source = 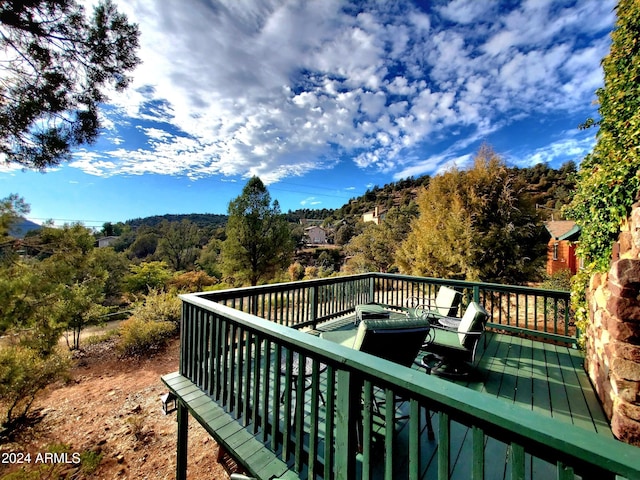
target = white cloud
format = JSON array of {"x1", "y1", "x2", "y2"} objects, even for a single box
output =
[{"x1": 70, "y1": 0, "x2": 616, "y2": 183}]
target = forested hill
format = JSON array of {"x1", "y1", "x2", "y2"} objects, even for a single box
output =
[
  {"x1": 318, "y1": 160, "x2": 577, "y2": 225},
  {"x1": 122, "y1": 161, "x2": 577, "y2": 230},
  {"x1": 125, "y1": 213, "x2": 228, "y2": 229}
]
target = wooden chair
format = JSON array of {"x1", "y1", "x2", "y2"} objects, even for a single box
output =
[{"x1": 421, "y1": 301, "x2": 489, "y2": 377}]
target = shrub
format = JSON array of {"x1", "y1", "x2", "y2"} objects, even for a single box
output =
[
  {"x1": 79, "y1": 449, "x2": 103, "y2": 475},
  {"x1": 540, "y1": 269, "x2": 573, "y2": 291},
  {"x1": 118, "y1": 317, "x2": 176, "y2": 357},
  {"x1": 0, "y1": 347, "x2": 70, "y2": 426},
  {"x1": 131, "y1": 288, "x2": 181, "y2": 325},
  {"x1": 168, "y1": 270, "x2": 218, "y2": 292},
  {"x1": 288, "y1": 262, "x2": 304, "y2": 281}
]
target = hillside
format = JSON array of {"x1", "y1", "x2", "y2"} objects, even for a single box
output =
[
  {"x1": 112, "y1": 162, "x2": 575, "y2": 232},
  {"x1": 0, "y1": 337, "x2": 225, "y2": 479}
]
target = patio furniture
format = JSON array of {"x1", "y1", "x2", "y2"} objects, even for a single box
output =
[
  {"x1": 320, "y1": 314, "x2": 431, "y2": 366},
  {"x1": 354, "y1": 303, "x2": 391, "y2": 324},
  {"x1": 406, "y1": 285, "x2": 462, "y2": 322},
  {"x1": 422, "y1": 301, "x2": 489, "y2": 377},
  {"x1": 280, "y1": 351, "x2": 326, "y2": 406},
  {"x1": 320, "y1": 315, "x2": 435, "y2": 440}
]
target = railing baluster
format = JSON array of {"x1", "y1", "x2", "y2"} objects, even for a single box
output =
[
  {"x1": 362, "y1": 380, "x2": 374, "y2": 480},
  {"x1": 510, "y1": 443, "x2": 525, "y2": 480},
  {"x1": 307, "y1": 360, "x2": 321, "y2": 480},
  {"x1": 408, "y1": 399, "x2": 420, "y2": 480},
  {"x1": 324, "y1": 365, "x2": 335, "y2": 479},
  {"x1": 384, "y1": 388, "x2": 394, "y2": 480},
  {"x1": 472, "y1": 426, "x2": 484, "y2": 480},
  {"x1": 271, "y1": 342, "x2": 282, "y2": 452},
  {"x1": 438, "y1": 412, "x2": 450, "y2": 480}
]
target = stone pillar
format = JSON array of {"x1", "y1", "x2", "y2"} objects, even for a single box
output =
[{"x1": 586, "y1": 203, "x2": 640, "y2": 445}]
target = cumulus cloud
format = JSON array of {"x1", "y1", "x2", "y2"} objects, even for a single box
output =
[{"x1": 73, "y1": 0, "x2": 615, "y2": 182}]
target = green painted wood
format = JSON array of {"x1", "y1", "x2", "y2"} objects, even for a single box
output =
[
  {"x1": 553, "y1": 345, "x2": 596, "y2": 432},
  {"x1": 543, "y1": 342, "x2": 572, "y2": 424},
  {"x1": 384, "y1": 388, "x2": 394, "y2": 480},
  {"x1": 362, "y1": 380, "x2": 374, "y2": 480},
  {"x1": 271, "y1": 342, "x2": 282, "y2": 453},
  {"x1": 172, "y1": 278, "x2": 640, "y2": 480},
  {"x1": 567, "y1": 348, "x2": 612, "y2": 436},
  {"x1": 514, "y1": 339, "x2": 535, "y2": 410},
  {"x1": 510, "y1": 443, "x2": 525, "y2": 480},
  {"x1": 307, "y1": 361, "x2": 321, "y2": 480},
  {"x1": 162, "y1": 373, "x2": 293, "y2": 480},
  {"x1": 176, "y1": 400, "x2": 188, "y2": 480},
  {"x1": 294, "y1": 353, "x2": 305, "y2": 473},
  {"x1": 531, "y1": 336, "x2": 552, "y2": 417},
  {"x1": 334, "y1": 369, "x2": 356, "y2": 480},
  {"x1": 472, "y1": 426, "x2": 484, "y2": 480},
  {"x1": 497, "y1": 335, "x2": 522, "y2": 402},
  {"x1": 323, "y1": 365, "x2": 336, "y2": 479},
  {"x1": 447, "y1": 420, "x2": 473, "y2": 480},
  {"x1": 438, "y1": 412, "x2": 450, "y2": 480},
  {"x1": 409, "y1": 399, "x2": 420, "y2": 480},
  {"x1": 281, "y1": 348, "x2": 293, "y2": 460}
]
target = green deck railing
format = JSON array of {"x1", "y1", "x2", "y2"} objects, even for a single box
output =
[
  {"x1": 176, "y1": 273, "x2": 640, "y2": 479},
  {"x1": 200, "y1": 273, "x2": 574, "y2": 343}
]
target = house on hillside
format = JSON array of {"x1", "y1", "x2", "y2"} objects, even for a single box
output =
[
  {"x1": 305, "y1": 225, "x2": 327, "y2": 245},
  {"x1": 544, "y1": 220, "x2": 581, "y2": 275},
  {"x1": 97, "y1": 235, "x2": 119, "y2": 248},
  {"x1": 363, "y1": 206, "x2": 387, "y2": 225}
]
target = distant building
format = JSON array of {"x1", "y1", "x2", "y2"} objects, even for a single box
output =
[
  {"x1": 544, "y1": 221, "x2": 581, "y2": 275},
  {"x1": 305, "y1": 226, "x2": 327, "y2": 245},
  {"x1": 98, "y1": 236, "x2": 119, "y2": 248},
  {"x1": 363, "y1": 206, "x2": 387, "y2": 225}
]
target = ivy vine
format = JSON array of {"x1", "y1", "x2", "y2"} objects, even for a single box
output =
[{"x1": 565, "y1": 0, "x2": 640, "y2": 342}]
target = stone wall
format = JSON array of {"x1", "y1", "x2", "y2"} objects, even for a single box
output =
[{"x1": 585, "y1": 202, "x2": 640, "y2": 445}]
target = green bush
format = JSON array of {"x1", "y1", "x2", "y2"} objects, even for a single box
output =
[
  {"x1": 79, "y1": 449, "x2": 103, "y2": 475},
  {"x1": 540, "y1": 269, "x2": 573, "y2": 291},
  {"x1": 0, "y1": 347, "x2": 70, "y2": 426},
  {"x1": 117, "y1": 317, "x2": 176, "y2": 357},
  {"x1": 131, "y1": 288, "x2": 181, "y2": 324}
]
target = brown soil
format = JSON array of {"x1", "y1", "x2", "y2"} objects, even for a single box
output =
[{"x1": 0, "y1": 338, "x2": 229, "y2": 479}]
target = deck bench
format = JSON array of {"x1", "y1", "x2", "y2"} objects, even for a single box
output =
[{"x1": 162, "y1": 372, "x2": 299, "y2": 480}]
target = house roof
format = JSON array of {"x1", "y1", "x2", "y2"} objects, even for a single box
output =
[{"x1": 544, "y1": 220, "x2": 581, "y2": 241}]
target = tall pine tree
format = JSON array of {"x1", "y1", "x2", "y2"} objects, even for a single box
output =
[{"x1": 221, "y1": 177, "x2": 294, "y2": 286}]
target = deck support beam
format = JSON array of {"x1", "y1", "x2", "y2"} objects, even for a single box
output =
[{"x1": 176, "y1": 400, "x2": 188, "y2": 480}]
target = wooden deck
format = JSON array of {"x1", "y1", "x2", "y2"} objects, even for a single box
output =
[
  {"x1": 306, "y1": 315, "x2": 612, "y2": 479},
  {"x1": 164, "y1": 312, "x2": 614, "y2": 480}
]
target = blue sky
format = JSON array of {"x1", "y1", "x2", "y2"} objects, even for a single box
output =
[{"x1": 0, "y1": 0, "x2": 617, "y2": 227}]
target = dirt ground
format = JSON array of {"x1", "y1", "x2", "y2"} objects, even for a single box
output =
[{"x1": 0, "y1": 337, "x2": 230, "y2": 479}]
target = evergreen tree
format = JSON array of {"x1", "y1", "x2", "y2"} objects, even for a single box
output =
[
  {"x1": 0, "y1": 0, "x2": 140, "y2": 169},
  {"x1": 221, "y1": 177, "x2": 294, "y2": 286}
]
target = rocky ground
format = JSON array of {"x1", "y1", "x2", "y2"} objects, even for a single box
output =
[{"x1": 0, "y1": 337, "x2": 230, "y2": 479}]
